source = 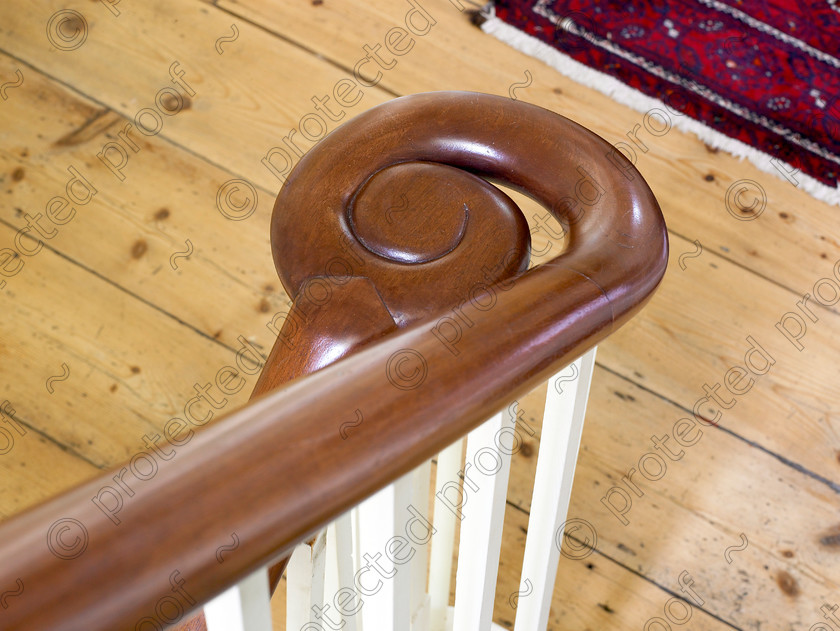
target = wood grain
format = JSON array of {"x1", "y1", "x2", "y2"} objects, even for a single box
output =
[{"x1": 0, "y1": 1, "x2": 837, "y2": 629}]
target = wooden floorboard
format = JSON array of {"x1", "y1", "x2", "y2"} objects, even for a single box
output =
[{"x1": 0, "y1": 1, "x2": 838, "y2": 630}]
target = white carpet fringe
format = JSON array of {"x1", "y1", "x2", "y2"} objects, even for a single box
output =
[{"x1": 481, "y1": 16, "x2": 840, "y2": 207}]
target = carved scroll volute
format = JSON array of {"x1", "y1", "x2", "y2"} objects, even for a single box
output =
[
  {"x1": 253, "y1": 158, "x2": 532, "y2": 393},
  {"x1": 256, "y1": 91, "x2": 667, "y2": 396}
]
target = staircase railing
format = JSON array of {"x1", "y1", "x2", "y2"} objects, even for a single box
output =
[{"x1": 0, "y1": 91, "x2": 668, "y2": 631}]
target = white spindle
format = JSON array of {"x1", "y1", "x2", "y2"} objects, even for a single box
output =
[
  {"x1": 514, "y1": 348, "x2": 597, "y2": 631},
  {"x1": 452, "y1": 407, "x2": 515, "y2": 630},
  {"x1": 203, "y1": 567, "x2": 273, "y2": 631},
  {"x1": 286, "y1": 531, "x2": 328, "y2": 629},
  {"x1": 333, "y1": 512, "x2": 359, "y2": 631},
  {"x1": 357, "y1": 472, "x2": 413, "y2": 631},
  {"x1": 409, "y1": 460, "x2": 432, "y2": 628},
  {"x1": 311, "y1": 532, "x2": 327, "y2": 616},
  {"x1": 428, "y1": 438, "x2": 464, "y2": 631},
  {"x1": 324, "y1": 521, "x2": 340, "y2": 624}
]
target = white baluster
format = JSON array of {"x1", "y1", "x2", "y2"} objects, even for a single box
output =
[
  {"x1": 357, "y1": 472, "x2": 412, "y2": 631},
  {"x1": 409, "y1": 460, "x2": 432, "y2": 629},
  {"x1": 325, "y1": 521, "x2": 340, "y2": 612},
  {"x1": 311, "y1": 532, "x2": 328, "y2": 617},
  {"x1": 428, "y1": 438, "x2": 464, "y2": 631},
  {"x1": 286, "y1": 531, "x2": 328, "y2": 630},
  {"x1": 452, "y1": 406, "x2": 516, "y2": 630},
  {"x1": 287, "y1": 543, "x2": 311, "y2": 630},
  {"x1": 204, "y1": 567, "x2": 273, "y2": 631},
  {"x1": 333, "y1": 511, "x2": 360, "y2": 631},
  {"x1": 514, "y1": 347, "x2": 597, "y2": 631}
]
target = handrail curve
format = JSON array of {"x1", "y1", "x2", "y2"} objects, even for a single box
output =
[{"x1": 0, "y1": 91, "x2": 667, "y2": 630}]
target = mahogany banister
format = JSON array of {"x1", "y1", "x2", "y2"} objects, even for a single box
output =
[{"x1": 0, "y1": 91, "x2": 667, "y2": 630}]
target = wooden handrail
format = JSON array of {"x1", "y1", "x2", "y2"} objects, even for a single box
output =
[{"x1": 0, "y1": 92, "x2": 667, "y2": 630}]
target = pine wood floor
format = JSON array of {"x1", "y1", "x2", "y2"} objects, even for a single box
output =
[{"x1": 0, "y1": 1, "x2": 838, "y2": 629}]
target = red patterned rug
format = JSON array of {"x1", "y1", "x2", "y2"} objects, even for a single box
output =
[{"x1": 483, "y1": 0, "x2": 840, "y2": 205}]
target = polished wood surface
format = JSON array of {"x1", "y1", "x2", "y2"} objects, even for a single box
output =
[
  {"x1": 0, "y1": 91, "x2": 666, "y2": 630},
  {"x1": 2, "y1": 1, "x2": 838, "y2": 629}
]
